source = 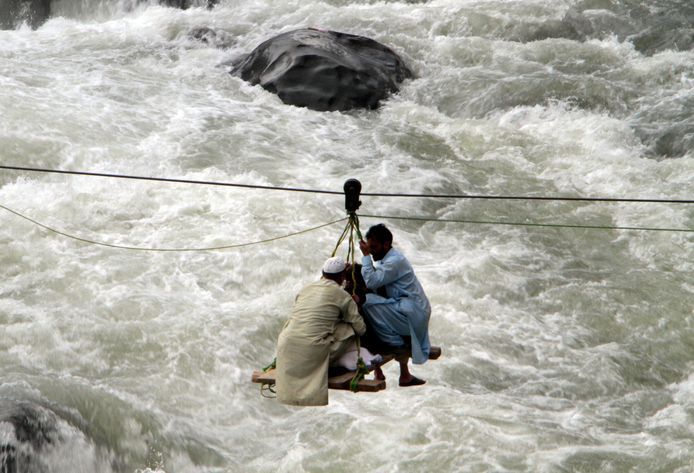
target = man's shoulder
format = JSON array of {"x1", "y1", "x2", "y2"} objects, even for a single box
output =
[
  {"x1": 385, "y1": 248, "x2": 409, "y2": 264},
  {"x1": 298, "y1": 279, "x2": 349, "y2": 301},
  {"x1": 299, "y1": 278, "x2": 332, "y2": 293}
]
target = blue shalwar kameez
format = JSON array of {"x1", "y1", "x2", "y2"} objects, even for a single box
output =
[{"x1": 361, "y1": 248, "x2": 431, "y2": 364}]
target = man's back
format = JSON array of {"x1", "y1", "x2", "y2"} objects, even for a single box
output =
[
  {"x1": 283, "y1": 278, "x2": 355, "y2": 343},
  {"x1": 275, "y1": 257, "x2": 366, "y2": 405}
]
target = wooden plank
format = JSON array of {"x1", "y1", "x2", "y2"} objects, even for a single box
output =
[
  {"x1": 251, "y1": 368, "x2": 386, "y2": 392},
  {"x1": 328, "y1": 372, "x2": 384, "y2": 391},
  {"x1": 429, "y1": 346, "x2": 442, "y2": 360},
  {"x1": 376, "y1": 345, "x2": 442, "y2": 361},
  {"x1": 343, "y1": 378, "x2": 386, "y2": 392},
  {"x1": 251, "y1": 345, "x2": 441, "y2": 393},
  {"x1": 252, "y1": 369, "x2": 276, "y2": 384}
]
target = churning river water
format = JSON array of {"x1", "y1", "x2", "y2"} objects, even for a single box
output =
[{"x1": 1, "y1": 0, "x2": 693, "y2": 472}]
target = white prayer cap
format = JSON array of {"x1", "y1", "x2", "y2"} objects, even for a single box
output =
[{"x1": 322, "y1": 256, "x2": 346, "y2": 274}]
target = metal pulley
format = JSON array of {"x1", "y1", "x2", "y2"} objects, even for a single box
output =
[{"x1": 343, "y1": 179, "x2": 362, "y2": 213}]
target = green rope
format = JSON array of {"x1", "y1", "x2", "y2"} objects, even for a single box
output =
[
  {"x1": 262, "y1": 358, "x2": 276, "y2": 372},
  {"x1": 331, "y1": 220, "x2": 352, "y2": 257},
  {"x1": 259, "y1": 358, "x2": 277, "y2": 398},
  {"x1": 0, "y1": 203, "x2": 347, "y2": 252},
  {"x1": 348, "y1": 214, "x2": 360, "y2": 298},
  {"x1": 349, "y1": 319, "x2": 370, "y2": 393},
  {"x1": 347, "y1": 222, "x2": 355, "y2": 263},
  {"x1": 350, "y1": 354, "x2": 370, "y2": 392},
  {"x1": 350, "y1": 212, "x2": 363, "y2": 241},
  {"x1": 330, "y1": 212, "x2": 370, "y2": 392}
]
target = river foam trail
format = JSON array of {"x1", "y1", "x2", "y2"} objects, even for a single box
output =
[{"x1": 1, "y1": 0, "x2": 693, "y2": 472}]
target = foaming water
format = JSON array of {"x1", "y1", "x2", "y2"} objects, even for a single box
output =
[{"x1": 1, "y1": 0, "x2": 693, "y2": 472}]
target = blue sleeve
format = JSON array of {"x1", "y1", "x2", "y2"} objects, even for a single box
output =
[{"x1": 361, "y1": 252, "x2": 402, "y2": 289}]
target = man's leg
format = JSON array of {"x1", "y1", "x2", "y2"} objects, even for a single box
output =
[
  {"x1": 395, "y1": 351, "x2": 425, "y2": 386},
  {"x1": 329, "y1": 323, "x2": 359, "y2": 365},
  {"x1": 362, "y1": 300, "x2": 425, "y2": 386},
  {"x1": 362, "y1": 299, "x2": 410, "y2": 348}
]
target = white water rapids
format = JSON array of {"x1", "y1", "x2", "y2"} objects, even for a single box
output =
[{"x1": 0, "y1": 0, "x2": 693, "y2": 472}]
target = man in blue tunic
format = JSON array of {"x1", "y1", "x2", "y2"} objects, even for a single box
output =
[{"x1": 359, "y1": 224, "x2": 431, "y2": 386}]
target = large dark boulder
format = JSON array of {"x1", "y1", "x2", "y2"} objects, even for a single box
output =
[
  {"x1": 1, "y1": 400, "x2": 59, "y2": 473},
  {"x1": 230, "y1": 28, "x2": 413, "y2": 111},
  {"x1": 161, "y1": 0, "x2": 218, "y2": 8},
  {"x1": 0, "y1": 399, "x2": 95, "y2": 473}
]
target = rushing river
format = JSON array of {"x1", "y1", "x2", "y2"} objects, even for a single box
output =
[{"x1": 1, "y1": 0, "x2": 693, "y2": 472}]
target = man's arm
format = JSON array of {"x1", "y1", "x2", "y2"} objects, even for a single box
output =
[
  {"x1": 342, "y1": 297, "x2": 366, "y2": 336},
  {"x1": 361, "y1": 252, "x2": 401, "y2": 289}
]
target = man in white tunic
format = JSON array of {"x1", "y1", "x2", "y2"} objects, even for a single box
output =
[{"x1": 276, "y1": 256, "x2": 366, "y2": 406}]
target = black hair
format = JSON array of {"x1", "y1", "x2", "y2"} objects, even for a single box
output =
[
  {"x1": 365, "y1": 223, "x2": 392, "y2": 245},
  {"x1": 344, "y1": 263, "x2": 366, "y2": 300}
]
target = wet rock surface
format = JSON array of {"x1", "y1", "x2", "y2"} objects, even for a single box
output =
[{"x1": 230, "y1": 28, "x2": 413, "y2": 112}]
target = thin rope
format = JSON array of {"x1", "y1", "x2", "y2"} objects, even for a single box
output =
[
  {"x1": 347, "y1": 223, "x2": 355, "y2": 263},
  {"x1": 331, "y1": 220, "x2": 352, "y2": 257},
  {"x1": 0, "y1": 203, "x2": 347, "y2": 251},
  {"x1": 2, "y1": 165, "x2": 692, "y2": 205},
  {"x1": 351, "y1": 212, "x2": 363, "y2": 241},
  {"x1": 359, "y1": 213, "x2": 694, "y2": 233},
  {"x1": 260, "y1": 383, "x2": 277, "y2": 398},
  {"x1": 0, "y1": 165, "x2": 344, "y2": 196},
  {"x1": 360, "y1": 192, "x2": 694, "y2": 204}
]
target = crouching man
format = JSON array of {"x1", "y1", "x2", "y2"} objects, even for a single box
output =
[
  {"x1": 276, "y1": 256, "x2": 366, "y2": 406},
  {"x1": 359, "y1": 224, "x2": 431, "y2": 387}
]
